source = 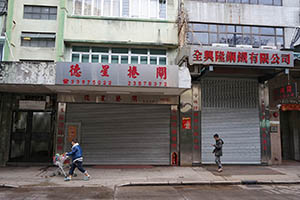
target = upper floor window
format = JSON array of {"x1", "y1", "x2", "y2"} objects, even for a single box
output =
[
  {"x1": 188, "y1": 23, "x2": 284, "y2": 48},
  {"x1": 73, "y1": 0, "x2": 167, "y2": 19},
  {"x1": 0, "y1": 43, "x2": 3, "y2": 61},
  {"x1": 200, "y1": 0, "x2": 282, "y2": 6},
  {"x1": 0, "y1": 0, "x2": 7, "y2": 13},
  {"x1": 21, "y1": 32, "x2": 56, "y2": 48},
  {"x1": 24, "y1": 5, "x2": 57, "y2": 20},
  {"x1": 71, "y1": 46, "x2": 167, "y2": 65}
]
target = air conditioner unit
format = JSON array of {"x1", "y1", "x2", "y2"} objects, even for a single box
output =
[
  {"x1": 212, "y1": 43, "x2": 229, "y2": 48},
  {"x1": 236, "y1": 45, "x2": 253, "y2": 49},
  {"x1": 261, "y1": 46, "x2": 277, "y2": 50}
]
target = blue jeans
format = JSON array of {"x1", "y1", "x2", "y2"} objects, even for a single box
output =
[{"x1": 69, "y1": 161, "x2": 86, "y2": 175}]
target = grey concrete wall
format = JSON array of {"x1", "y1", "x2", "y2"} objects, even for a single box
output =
[
  {"x1": 185, "y1": 0, "x2": 300, "y2": 49},
  {"x1": 0, "y1": 62, "x2": 56, "y2": 85}
]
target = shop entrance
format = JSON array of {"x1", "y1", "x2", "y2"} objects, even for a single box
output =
[
  {"x1": 280, "y1": 111, "x2": 300, "y2": 161},
  {"x1": 9, "y1": 111, "x2": 53, "y2": 163}
]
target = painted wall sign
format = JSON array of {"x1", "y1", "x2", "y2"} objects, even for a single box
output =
[
  {"x1": 189, "y1": 46, "x2": 294, "y2": 67},
  {"x1": 57, "y1": 94, "x2": 179, "y2": 105},
  {"x1": 19, "y1": 100, "x2": 46, "y2": 110},
  {"x1": 273, "y1": 83, "x2": 297, "y2": 101},
  {"x1": 182, "y1": 117, "x2": 192, "y2": 129},
  {"x1": 56, "y1": 62, "x2": 179, "y2": 88},
  {"x1": 67, "y1": 125, "x2": 77, "y2": 143}
]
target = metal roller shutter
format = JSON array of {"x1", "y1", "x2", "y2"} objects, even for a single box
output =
[
  {"x1": 66, "y1": 104, "x2": 171, "y2": 165},
  {"x1": 201, "y1": 79, "x2": 261, "y2": 164}
]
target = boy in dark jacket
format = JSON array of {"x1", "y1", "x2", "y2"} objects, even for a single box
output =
[
  {"x1": 212, "y1": 134, "x2": 224, "y2": 172},
  {"x1": 64, "y1": 139, "x2": 90, "y2": 181}
]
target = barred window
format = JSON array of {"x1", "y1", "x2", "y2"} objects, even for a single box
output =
[
  {"x1": 73, "y1": 0, "x2": 167, "y2": 19},
  {"x1": 71, "y1": 46, "x2": 167, "y2": 65},
  {"x1": 21, "y1": 32, "x2": 56, "y2": 48},
  {"x1": 24, "y1": 5, "x2": 57, "y2": 20},
  {"x1": 188, "y1": 23, "x2": 284, "y2": 48}
]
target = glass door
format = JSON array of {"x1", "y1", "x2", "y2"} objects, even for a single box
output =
[
  {"x1": 30, "y1": 112, "x2": 52, "y2": 162},
  {"x1": 10, "y1": 112, "x2": 28, "y2": 161},
  {"x1": 10, "y1": 111, "x2": 53, "y2": 162}
]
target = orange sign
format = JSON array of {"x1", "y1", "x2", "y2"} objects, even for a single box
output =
[{"x1": 67, "y1": 125, "x2": 77, "y2": 142}]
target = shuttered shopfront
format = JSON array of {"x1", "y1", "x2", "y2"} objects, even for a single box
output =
[
  {"x1": 66, "y1": 103, "x2": 171, "y2": 165},
  {"x1": 201, "y1": 79, "x2": 261, "y2": 164}
]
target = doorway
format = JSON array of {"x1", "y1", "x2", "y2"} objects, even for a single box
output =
[
  {"x1": 280, "y1": 111, "x2": 300, "y2": 161},
  {"x1": 9, "y1": 111, "x2": 53, "y2": 163}
]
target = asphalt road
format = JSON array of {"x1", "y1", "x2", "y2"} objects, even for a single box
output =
[{"x1": 0, "y1": 184, "x2": 300, "y2": 200}]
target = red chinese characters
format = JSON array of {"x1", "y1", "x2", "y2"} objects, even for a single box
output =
[
  {"x1": 193, "y1": 50, "x2": 203, "y2": 61},
  {"x1": 250, "y1": 53, "x2": 259, "y2": 64},
  {"x1": 156, "y1": 67, "x2": 167, "y2": 80},
  {"x1": 260, "y1": 53, "x2": 269, "y2": 64},
  {"x1": 237, "y1": 52, "x2": 248, "y2": 63},
  {"x1": 69, "y1": 64, "x2": 82, "y2": 77},
  {"x1": 204, "y1": 50, "x2": 214, "y2": 62},
  {"x1": 128, "y1": 66, "x2": 140, "y2": 78},
  {"x1": 100, "y1": 65, "x2": 110, "y2": 77},
  {"x1": 271, "y1": 54, "x2": 280, "y2": 64},
  {"x1": 215, "y1": 51, "x2": 225, "y2": 62},
  {"x1": 282, "y1": 54, "x2": 291, "y2": 64},
  {"x1": 226, "y1": 51, "x2": 236, "y2": 63}
]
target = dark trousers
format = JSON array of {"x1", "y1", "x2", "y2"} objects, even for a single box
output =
[{"x1": 69, "y1": 161, "x2": 86, "y2": 176}]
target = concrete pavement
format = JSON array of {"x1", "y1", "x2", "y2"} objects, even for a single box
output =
[{"x1": 0, "y1": 163, "x2": 300, "y2": 189}]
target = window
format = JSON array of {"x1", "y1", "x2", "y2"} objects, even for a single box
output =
[
  {"x1": 201, "y1": 0, "x2": 282, "y2": 5},
  {"x1": 73, "y1": 0, "x2": 167, "y2": 19},
  {"x1": 0, "y1": 0, "x2": 7, "y2": 13},
  {"x1": 188, "y1": 23, "x2": 284, "y2": 48},
  {"x1": 0, "y1": 43, "x2": 3, "y2": 61},
  {"x1": 71, "y1": 46, "x2": 167, "y2": 65},
  {"x1": 23, "y1": 5, "x2": 57, "y2": 20},
  {"x1": 21, "y1": 32, "x2": 56, "y2": 48}
]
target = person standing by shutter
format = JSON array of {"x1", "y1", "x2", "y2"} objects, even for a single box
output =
[{"x1": 212, "y1": 134, "x2": 224, "y2": 172}]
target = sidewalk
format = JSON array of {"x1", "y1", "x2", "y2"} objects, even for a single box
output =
[{"x1": 1, "y1": 163, "x2": 300, "y2": 189}]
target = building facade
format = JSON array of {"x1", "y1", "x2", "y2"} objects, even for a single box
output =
[
  {"x1": 0, "y1": 0, "x2": 191, "y2": 166},
  {"x1": 0, "y1": 0, "x2": 299, "y2": 166},
  {"x1": 177, "y1": 0, "x2": 299, "y2": 165}
]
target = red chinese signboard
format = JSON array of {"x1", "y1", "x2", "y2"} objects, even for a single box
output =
[
  {"x1": 274, "y1": 83, "x2": 298, "y2": 100},
  {"x1": 189, "y1": 46, "x2": 294, "y2": 67},
  {"x1": 56, "y1": 62, "x2": 180, "y2": 88}
]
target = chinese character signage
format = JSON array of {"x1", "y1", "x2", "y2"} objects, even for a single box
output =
[
  {"x1": 189, "y1": 46, "x2": 294, "y2": 67},
  {"x1": 273, "y1": 83, "x2": 297, "y2": 101},
  {"x1": 56, "y1": 62, "x2": 179, "y2": 88}
]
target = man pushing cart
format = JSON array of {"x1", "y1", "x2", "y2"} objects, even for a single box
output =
[{"x1": 64, "y1": 139, "x2": 91, "y2": 181}]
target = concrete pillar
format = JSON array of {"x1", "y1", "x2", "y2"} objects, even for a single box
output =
[{"x1": 180, "y1": 89, "x2": 193, "y2": 165}]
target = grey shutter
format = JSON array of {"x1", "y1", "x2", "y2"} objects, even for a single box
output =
[
  {"x1": 201, "y1": 79, "x2": 261, "y2": 164},
  {"x1": 66, "y1": 103, "x2": 171, "y2": 165}
]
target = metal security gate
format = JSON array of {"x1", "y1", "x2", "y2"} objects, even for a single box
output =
[
  {"x1": 201, "y1": 79, "x2": 261, "y2": 164},
  {"x1": 66, "y1": 104, "x2": 171, "y2": 165}
]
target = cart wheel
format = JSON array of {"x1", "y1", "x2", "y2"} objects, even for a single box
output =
[
  {"x1": 74, "y1": 173, "x2": 77, "y2": 177},
  {"x1": 58, "y1": 171, "x2": 61, "y2": 176},
  {"x1": 51, "y1": 172, "x2": 56, "y2": 177}
]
